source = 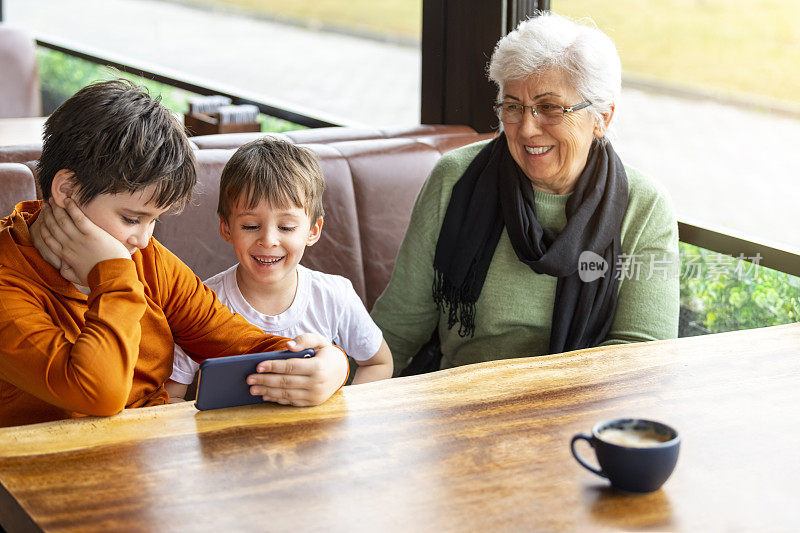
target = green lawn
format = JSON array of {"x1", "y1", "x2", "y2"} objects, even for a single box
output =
[
  {"x1": 556, "y1": 0, "x2": 800, "y2": 104},
  {"x1": 182, "y1": 0, "x2": 421, "y2": 40},
  {"x1": 182, "y1": 0, "x2": 800, "y2": 105},
  {"x1": 36, "y1": 49, "x2": 303, "y2": 132}
]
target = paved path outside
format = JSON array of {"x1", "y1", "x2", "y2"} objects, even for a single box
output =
[{"x1": 7, "y1": 0, "x2": 800, "y2": 249}]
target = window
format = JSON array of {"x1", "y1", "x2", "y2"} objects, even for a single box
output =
[
  {"x1": 6, "y1": 0, "x2": 422, "y2": 126},
  {"x1": 553, "y1": 1, "x2": 800, "y2": 249}
]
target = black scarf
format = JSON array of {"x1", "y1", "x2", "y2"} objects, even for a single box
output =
[{"x1": 432, "y1": 134, "x2": 628, "y2": 354}]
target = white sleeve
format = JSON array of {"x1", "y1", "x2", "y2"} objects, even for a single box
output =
[
  {"x1": 333, "y1": 280, "x2": 384, "y2": 361},
  {"x1": 170, "y1": 344, "x2": 201, "y2": 384}
]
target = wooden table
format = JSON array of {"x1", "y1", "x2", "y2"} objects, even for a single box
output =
[
  {"x1": 1, "y1": 323, "x2": 798, "y2": 532},
  {"x1": 0, "y1": 117, "x2": 47, "y2": 147}
]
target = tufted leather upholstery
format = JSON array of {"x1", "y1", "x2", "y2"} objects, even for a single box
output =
[
  {"x1": 0, "y1": 25, "x2": 41, "y2": 119},
  {"x1": 0, "y1": 127, "x2": 493, "y2": 308},
  {"x1": 188, "y1": 124, "x2": 477, "y2": 150},
  {"x1": 0, "y1": 124, "x2": 475, "y2": 166},
  {"x1": 153, "y1": 148, "x2": 238, "y2": 277},
  {"x1": 317, "y1": 138, "x2": 448, "y2": 308},
  {"x1": 0, "y1": 163, "x2": 37, "y2": 217},
  {"x1": 156, "y1": 132, "x2": 494, "y2": 308},
  {"x1": 0, "y1": 144, "x2": 43, "y2": 165}
]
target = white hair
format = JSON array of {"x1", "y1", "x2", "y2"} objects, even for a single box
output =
[{"x1": 488, "y1": 12, "x2": 621, "y2": 128}]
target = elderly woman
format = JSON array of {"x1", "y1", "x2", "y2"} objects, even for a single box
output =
[{"x1": 371, "y1": 13, "x2": 679, "y2": 375}]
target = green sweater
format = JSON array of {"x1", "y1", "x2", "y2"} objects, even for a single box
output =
[{"x1": 371, "y1": 140, "x2": 680, "y2": 375}]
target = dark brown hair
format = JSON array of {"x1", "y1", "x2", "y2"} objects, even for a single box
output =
[
  {"x1": 37, "y1": 79, "x2": 196, "y2": 209},
  {"x1": 217, "y1": 138, "x2": 325, "y2": 222}
]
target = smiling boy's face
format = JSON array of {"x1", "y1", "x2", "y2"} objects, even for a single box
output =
[{"x1": 219, "y1": 197, "x2": 322, "y2": 293}]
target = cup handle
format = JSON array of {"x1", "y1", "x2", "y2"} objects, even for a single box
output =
[{"x1": 570, "y1": 433, "x2": 606, "y2": 478}]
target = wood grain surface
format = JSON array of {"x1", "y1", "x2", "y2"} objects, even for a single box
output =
[{"x1": 1, "y1": 323, "x2": 799, "y2": 532}]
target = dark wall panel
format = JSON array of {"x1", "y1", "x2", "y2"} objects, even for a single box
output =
[{"x1": 421, "y1": 0, "x2": 548, "y2": 132}]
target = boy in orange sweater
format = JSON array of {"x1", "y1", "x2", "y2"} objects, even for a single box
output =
[{"x1": 0, "y1": 80, "x2": 348, "y2": 427}]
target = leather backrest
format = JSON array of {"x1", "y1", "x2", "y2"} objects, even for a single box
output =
[
  {"x1": 322, "y1": 134, "x2": 494, "y2": 308},
  {"x1": 189, "y1": 124, "x2": 476, "y2": 150},
  {"x1": 416, "y1": 132, "x2": 496, "y2": 153},
  {"x1": 153, "y1": 133, "x2": 490, "y2": 306},
  {"x1": 0, "y1": 144, "x2": 43, "y2": 164},
  {"x1": 20, "y1": 160, "x2": 41, "y2": 199},
  {"x1": 0, "y1": 25, "x2": 41, "y2": 118},
  {"x1": 153, "y1": 149, "x2": 238, "y2": 280},
  {"x1": 300, "y1": 144, "x2": 366, "y2": 299},
  {"x1": 0, "y1": 163, "x2": 37, "y2": 215},
  {"x1": 328, "y1": 138, "x2": 447, "y2": 309}
]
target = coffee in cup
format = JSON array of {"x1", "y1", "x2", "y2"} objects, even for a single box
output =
[
  {"x1": 571, "y1": 418, "x2": 680, "y2": 493},
  {"x1": 597, "y1": 426, "x2": 672, "y2": 448}
]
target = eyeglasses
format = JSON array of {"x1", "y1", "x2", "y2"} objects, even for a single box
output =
[{"x1": 493, "y1": 101, "x2": 592, "y2": 125}]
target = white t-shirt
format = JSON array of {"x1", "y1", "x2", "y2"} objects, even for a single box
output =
[{"x1": 170, "y1": 264, "x2": 383, "y2": 384}]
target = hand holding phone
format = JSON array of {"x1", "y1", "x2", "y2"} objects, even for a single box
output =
[
  {"x1": 195, "y1": 349, "x2": 315, "y2": 411},
  {"x1": 246, "y1": 333, "x2": 349, "y2": 407}
]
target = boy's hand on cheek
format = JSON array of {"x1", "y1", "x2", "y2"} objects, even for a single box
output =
[
  {"x1": 32, "y1": 202, "x2": 65, "y2": 270},
  {"x1": 246, "y1": 333, "x2": 348, "y2": 407},
  {"x1": 36, "y1": 202, "x2": 83, "y2": 284},
  {"x1": 40, "y1": 198, "x2": 131, "y2": 285}
]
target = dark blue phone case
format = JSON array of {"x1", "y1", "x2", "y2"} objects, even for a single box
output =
[{"x1": 194, "y1": 349, "x2": 315, "y2": 411}]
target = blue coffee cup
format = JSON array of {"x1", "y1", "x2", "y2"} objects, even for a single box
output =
[{"x1": 570, "y1": 418, "x2": 680, "y2": 493}]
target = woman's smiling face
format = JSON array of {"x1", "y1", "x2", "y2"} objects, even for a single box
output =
[{"x1": 501, "y1": 69, "x2": 606, "y2": 195}]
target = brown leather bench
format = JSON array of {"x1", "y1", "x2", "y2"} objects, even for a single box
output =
[
  {"x1": 0, "y1": 163, "x2": 37, "y2": 217},
  {"x1": 188, "y1": 124, "x2": 477, "y2": 150},
  {"x1": 0, "y1": 144, "x2": 42, "y2": 165},
  {"x1": 0, "y1": 124, "x2": 478, "y2": 165},
  {"x1": 0, "y1": 127, "x2": 492, "y2": 308},
  {"x1": 157, "y1": 131, "x2": 492, "y2": 308}
]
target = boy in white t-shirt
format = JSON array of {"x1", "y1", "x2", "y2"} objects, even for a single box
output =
[{"x1": 166, "y1": 139, "x2": 392, "y2": 400}]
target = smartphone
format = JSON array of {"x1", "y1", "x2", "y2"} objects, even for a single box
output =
[{"x1": 194, "y1": 349, "x2": 315, "y2": 411}]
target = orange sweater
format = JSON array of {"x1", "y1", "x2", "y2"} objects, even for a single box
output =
[{"x1": 0, "y1": 201, "x2": 288, "y2": 427}]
